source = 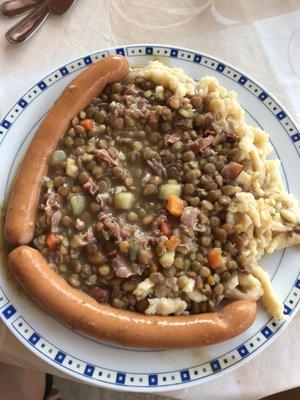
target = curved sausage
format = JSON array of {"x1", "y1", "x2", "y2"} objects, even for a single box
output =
[
  {"x1": 9, "y1": 246, "x2": 257, "y2": 349},
  {"x1": 4, "y1": 55, "x2": 129, "y2": 245}
]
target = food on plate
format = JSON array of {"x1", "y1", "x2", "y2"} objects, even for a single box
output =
[
  {"x1": 5, "y1": 57, "x2": 300, "y2": 348},
  {"x1": 9, "y1": 245, "x2": 256, "y2": 348},
  {"x1": 4, "y1": 55, "x2": 129, "y2": 245}
]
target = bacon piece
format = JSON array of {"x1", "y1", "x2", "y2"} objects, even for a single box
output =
[
  {"x1": 83, "y1": 178, "x2": 99, "y2": 195},
  {"x1": 226, "y1": 129, "x2": 239, "y2": 142},
  {"x1": 163, "y1": 133, "x2": 180, "y2": 145},
  {"x1": 153, "y1": 214, "x2": 171, "y2": 236},
  {"x1": 89, "y1": 287, "x2": 109, "y2": 304},
  {"x1": 44, "y1": 190, "x2": 60, "y2": 220},
  {"x1": 102, "y1": 218, "x2": 122, "y2": 240},
  {"x1": 111, "y1": 255, "x2": 144, "y2": 278},
  {"x1": 50, "y1": 210, "x2": 61, "y2": 233},
  {"x1": 202, "y1": 129, "x2": 216, "y2": 137},
  {"x1": 221, "y1": 162, "x2": 243, "y2": 180},
  {"x1": 94, "y1": 149, "x2": 118, "y2": 166},
  {"x1": 119, "y1": 168, "x2": 132, "y2": 181},
  {"x1": 175, "y1": 118, "x2": 193, "y2": 129},
  {"x1": 81, "y1": 227, "x2": 96, "y2": 243},
  {"x1": 111, "y1": 255, "x2": 133, "y2": 278},
  {"x1": 180, "y1": 207, "x2": 200, "y2": 228},
  {"x1": 99, "y1": 215, "x2": 130, "y2": 240},
  {"x1": 123, "y1": 85, "x2": 140, "y2": 96},
  {"x1": 188, "y1": 135, "x2": 214, "y2": 154},
  {"x1": 147, "y1": 159, "x2": 167, "y2": 177},
  {"x1": 231, "y1": 233, "x2": 244, "y2": 252},
  {"x1": 137, "y1": 98, "x2": 149, "y2": 110}
]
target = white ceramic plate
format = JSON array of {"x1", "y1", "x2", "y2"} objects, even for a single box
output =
[{"x1": 0, "y1": 44, "x2": 299, "y2": 393}]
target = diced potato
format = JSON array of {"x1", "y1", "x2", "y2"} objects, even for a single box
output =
[
  {"x1": 133, "y1": 278, "x2": 155, "y2": 300},
  {"x1": 145, "y1": 298, "x2": 187, "y2": 316},
  {"x1": 114, "y1": 192, "x2": 134, "y2": 210},
  {"x1": 50, "y1": 150, "x2": 66, "y2": 165},
  {"x1": 159, "y1": 183, "x2": 181, "y2": 200},
  {"x1": 66, "y1": 157, "x2": 79, "y2": 178},
  {"x1": 69, "y1": 195, "x2": 85, "y2": 216},
  {"x1": 178, "y1": 107, "x2": 194, "y2": 118},
  {"x1": 180, "y1": 277, "x2": 195, "y2": 293},
  {"x1": 159, "y1": 251, "x2": 175, "y2": 268},
  {"x1": 186, "y1": 290, "x2": 207, "y2": 302}
]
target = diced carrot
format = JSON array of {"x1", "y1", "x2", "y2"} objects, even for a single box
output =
[
  {"x1": 166, "y1": 235, "x2": 180, "y2": 251},
  {"x1": 80, "y1": 119, "x2": 94, "y2": 131},
  {"x1": 207, "y1": 248, "x2": 222, "y2": 269},
  {"x1": 166, "y1": 194, "x2": 185, "y2": 218},
  {"x1": 159, "y1": 220, "x2": 171, "y2": 236},
  {"x1": 46, "y1": 233, "x2": 59, "y2": 249}
]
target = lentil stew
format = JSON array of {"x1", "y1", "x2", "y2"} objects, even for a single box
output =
[{"x1": 30, "y1": 62, "x2": 300, "y2": 318}]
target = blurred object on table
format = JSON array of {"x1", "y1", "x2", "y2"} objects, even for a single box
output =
[
  {"x1": 1, "y1": 0, "x2": 77, "y2": 43},
  {"x1": 260, "y1": 387, "x2": 300, "y2": 400},
  {"x1": 1, "y1": 0, "x2": 44, "y2": 16}
]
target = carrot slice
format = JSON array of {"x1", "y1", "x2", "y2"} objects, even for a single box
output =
[
  {"x1": 166, "y1": 195, "x2": 185, "y2": 218},
  {"x1": 166, "y1": 235, "x2": 180, "y2": 251},
  {"x1": 80, "y1": 119, "x2": 94, "y2": 131},
  {"x1": 207, "y1": 248, "x2": 222, "y2": 269},
  {"x1": 46, "y1": 233, "x2": 59, "y2": 249}
]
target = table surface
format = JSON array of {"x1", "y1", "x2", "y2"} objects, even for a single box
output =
[{"x1": 0, "y1": 1, "x2": 299, "y2": 399}]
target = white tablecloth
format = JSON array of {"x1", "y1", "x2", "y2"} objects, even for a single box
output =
[{"x1": 0, "y1": 1, "x2": 299, "y2": 399}]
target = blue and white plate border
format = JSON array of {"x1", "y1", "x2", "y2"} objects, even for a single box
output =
[{"x1": 0, "y1": 44, "x2": 299, "y2": 392}]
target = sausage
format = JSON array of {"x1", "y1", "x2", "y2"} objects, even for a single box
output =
[
  {"x1": 9, "y1": 246, "x2": 257, "y2": 349},
  {"x1": 4, "y1": 55, "x2": 129, "y2": 245}
]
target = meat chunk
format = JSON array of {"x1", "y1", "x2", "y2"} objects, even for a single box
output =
[
  {"x1": 188, "y1": 135, "x2": 214, "y2": 154},
  {"x1": 94, "y1": 149, "x2": 118, "y2": 166},
  {"x1": 99, "y1": 214, "x2": 130, "y2": 241},
  {"x1": 153, "y1": 214, "x2": 171, "y2": 236},
  {"x1": 51, "y1": 210, "x2": 61, "y2": 233},
  {"x1": 226, "y1": 129, "x2": 239, "y2": 142},
  {"x1": 147, "y1": 159, "x2": 167, "y2": 177},
  {"x1": 43, "y1": 190, "x2": 61, "y2": 220},
  {"x1": 89, "y1": 287, "x2": 109, "y2": 304},
  {"x1": 83, "y1": 178, "x2": 99, "y2": 195},
  {"x1": 81, "y1": 227, "x2": 96, "y2": 243},
  {"x1": 163, "y1": 133, "x2": 180, "y2": 145},
  {"x1": 112, "y1": 255, "x2": 144, "y2": 278},
  {"x1": 180, "y1": 207, "x2": 200, "y2": 228},
  {"x1": 175, "y1": 118, "x2": 193, "y2": 129},
  {"x1": 123, "y1": 85, "x2": 140, "y2": 96},
  {"x1": 221, "y1": 162, "x2": 243, "y2": 180}
]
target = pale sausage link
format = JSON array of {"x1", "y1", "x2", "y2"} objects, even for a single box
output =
[
  {"x1": 4, "y1": 55, "x2": 129, "y2": 245},
  {"x1": 9, "y1": 246, "x2": 257, "y2": 349}
]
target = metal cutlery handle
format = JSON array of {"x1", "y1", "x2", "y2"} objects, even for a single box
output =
[
  {"x1": 1, "y1": 0, "x2": 45, "y2": 17},
  {"x1": 5, "y1": 1, "x2": 49, "y2": 43}
]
